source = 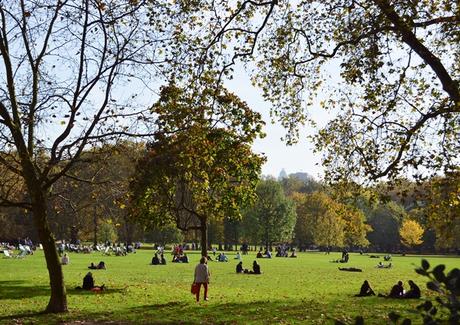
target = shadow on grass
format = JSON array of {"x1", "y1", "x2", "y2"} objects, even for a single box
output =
[
  {"x1": 0, "y1": 299, "x2": 325, "y2": 324},
  {"x1": 0, "y1": 280, "x2": 126, "y2": 301},
  {"x1": 0, "y1": 280, "x2": 50, "y2": 300},
  {"x1": 124, "y1": 299, "x2": 323, "y2": 324}
]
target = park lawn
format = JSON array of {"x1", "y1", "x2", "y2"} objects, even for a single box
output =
[{"x1": 0, "y1": 250, "x2": 459, "y2": 324}]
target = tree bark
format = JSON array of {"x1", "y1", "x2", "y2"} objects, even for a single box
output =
[
  {"x1": 32, "y1": 199, "x2": 68, "y2": 313},
  {"x1": 200, "y1": 220, "x2": 208, "y2": 257},
  {"x1": 93, "y1": 207, "x2": 98, "y2": 249}
]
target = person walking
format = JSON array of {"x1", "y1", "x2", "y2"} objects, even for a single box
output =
[{"x1": 194, "y1": 256, "x2": 210, "y2": 302}]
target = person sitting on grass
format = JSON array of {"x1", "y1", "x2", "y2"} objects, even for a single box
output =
[
  {"x1": 384, "y1": 254, "x2": 392, "y2": 261},
  {"x1": 256, "y1": 250, "x2": 263, "y2": 258},
  {"x1": 61, "y1": 253, "x2": 69, "y2": 265},
  {"x1": 172, "y1": 254, "x2": 181, "y2": 263},
  {"x1": 264, "y1": 249, "x2": 272, "y2": 258},
  {"x1": 235, "y1": 252, "x2": 242, "y2": 260},
  {"x1": 379, "y1": 281, "x2": 404, "y2": 298},
  {"x1": 355, "y1": 280, "x2": 375, "y2": 296},
  {"x1": 88, "y1": 262, "x2": 97, "y2": 269},
  {"x1": 97, "y1": 261, "x2": 106, "y2": 269},
  {"x1": 76, "y1": 272, "x2": 105, "y2": 291},
  {"x1": 251, "y1": 260, "x2": 261, "y2": 274},
  {"x1": 151, "y1": 253, "x2": 160, "y2": 265},
  {"x1": 160, "y1": 253, "x2": 167, "y2": 265},
  {"x1": 403, "y1": 280, "x2": 421, "y2": 299},
  {"x1": 180, "y1": 253, "x2": 189, "y2": 263},
  {"x1": 290, "y1": 249, "x2": 297, "y2": 258},
  {"x1": 236, "y1": 261, "x2": 244, "y2": 273},
  {"x1": 218, "y1": 252, "x2": 228, "y2": 262}
]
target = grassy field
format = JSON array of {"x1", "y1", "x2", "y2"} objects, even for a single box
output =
[{"x1": 0, "y1": 249, "x2": 459, "y2": 324}]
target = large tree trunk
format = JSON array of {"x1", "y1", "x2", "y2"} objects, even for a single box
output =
[
  {"x1": 32, "y1": 197, "x2": 67, "y2": 313},
  {"x1": 200, "y1": 220, "x2": 208, "y2": 257}
]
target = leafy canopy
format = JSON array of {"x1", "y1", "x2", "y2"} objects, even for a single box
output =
[{"x1": 130, "y1": 79, "x2": 265, "y2": 231}]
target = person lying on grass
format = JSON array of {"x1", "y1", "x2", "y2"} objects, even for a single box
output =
[{"x1": 338, "y1": 267, "x2": 362, "y2": 272}]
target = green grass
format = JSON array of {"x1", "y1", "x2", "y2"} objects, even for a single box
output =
[{"x1": 0, "y1": 249, "x2": 459, "y2": 324}]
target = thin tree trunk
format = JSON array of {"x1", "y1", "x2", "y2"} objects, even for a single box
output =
[
  {"x1": 32, "y1": 200, "x2": 67, "y2": 313},
  {"x1": 200, "y1": 220, "x2": 207, "y2": 257},
  {"x1": 93, "y1": 206, "x2": 98, "y2": 248}
]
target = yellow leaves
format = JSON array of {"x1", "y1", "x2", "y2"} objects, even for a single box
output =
[{"x1": 399, "y1": 219, "x2": 424, "y2": 247}]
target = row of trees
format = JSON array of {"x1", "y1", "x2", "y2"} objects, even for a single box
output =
[{"x1": 2, "y1": 149, "x2": 453, "y2": 255}]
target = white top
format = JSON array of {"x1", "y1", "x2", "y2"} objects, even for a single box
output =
[{"x1": 194, "y1": 263, "x2": 210, "y2": 283}]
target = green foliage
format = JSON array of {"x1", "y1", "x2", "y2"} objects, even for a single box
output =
[
  {"x1": 242, "y1": 178, "x2": 296, "y2": 246},
  {"x1": 292, "y1": 191, "x2": 371, "y2": 248},
  {"x1": 143, "y1": 225, "x2": 184, "y2": 245},
  {"x1": 129, "y1": 80, "x2": 265, "y2": 251},
  {"x1": 425, "y1": 171, "x2": 460, "y2": 249},
  {"x1": 98, "y1": 220, "x2": 118, "y2": 243},
  {"x1": 414, "y1": 260, "x2": 460, "y2": 324},
  {"x1": 367, "y1": 201, "x2": 406, "y2": 251}
]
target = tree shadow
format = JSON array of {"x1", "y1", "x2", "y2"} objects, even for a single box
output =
[
  {"x1": 0, "y1": 280, "x2": 50, "y2": 300},
  {"x1": 67, "y1": 287, "x2": 126, "y2": 296},
  {"x1": 0, "y1": 280, "x2": 125, "y2": 301},
  {"x1": 125, "y1": 299, "x2": 323, "y2": 324}
]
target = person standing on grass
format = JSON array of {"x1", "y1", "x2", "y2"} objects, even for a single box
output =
[{"x1": 194, "y1": 256, "x2": 210, "y2": 302}]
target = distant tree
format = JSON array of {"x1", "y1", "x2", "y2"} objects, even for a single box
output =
[
  {"x1": 243, "y1": 178, "x2": 296, "y2": 249},
  {"x1": 340, "y1": 206, "x2": 371, "y2": 248},
  {"x1": 399, "y1": 219, "x2": 424, "y2": 248},
  {"x1": 130, "y1": 82, "x2": 265, "y2": 257},
  {"x1": 281, "y1": 175, "x2": 322, "y2": 196},
  {"x1": 367, "y1": 201, "x2": 406, "y2": 251},
  {"x1": 143, "y1": 225, "x2": 184, "y2": 246},
  {"x1": 291, "y1": 192, "x2": 315, "y2": 248},
  {"x1": 99, "y1": 220, "x2": 118, "y2": 244}
]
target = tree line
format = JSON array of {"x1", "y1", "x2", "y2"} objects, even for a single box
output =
[{"x1": 2, "y1": 142, "x2": 458, "y2": 255}]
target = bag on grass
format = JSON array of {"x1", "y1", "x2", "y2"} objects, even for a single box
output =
[{"x1": 191, "y1": 282, "x2": 199, "y2": 294}]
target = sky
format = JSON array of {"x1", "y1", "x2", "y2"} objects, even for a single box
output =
[{"x1": 225, "y1": 69, "x2": 332, "y2": 180}]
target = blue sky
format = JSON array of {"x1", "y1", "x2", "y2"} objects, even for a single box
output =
[{"x1": 226, "y1": 69, "x2": 332, "y2": 180}]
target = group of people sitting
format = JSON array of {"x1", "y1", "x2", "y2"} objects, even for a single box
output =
[
  {"x1": 216, "y1": 252, "x2": 228, "y2": 262},
  {"x1": 151, "y1": 253, "x2": 167, "y2": 265},
  {"x1": 172, "y1": 253, "x2": 189, "y2": 263},
  {"x1": 275, "y1": 247, "x2": 297, "y2": 258},
  {"x1": 236, "y1": 261, "x2": 261, "y2": 274},
  {"x1": 256, "y1": 250, "x2": 272, "y2": 259},
  {"x1": 88, "y1": 261, "x2": 106, "y2": 269},
  {"x1": 355, "y1": 279, "x2": 421, "y2": 299}
]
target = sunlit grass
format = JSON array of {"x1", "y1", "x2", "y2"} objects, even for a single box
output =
[{"x1": 0, "y1": 248, "x2": 459, "y2": 324}]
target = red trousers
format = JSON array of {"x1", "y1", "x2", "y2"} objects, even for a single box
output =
[{"x1": 195, "y1": 282, "x2": 208, "y2": 301}]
